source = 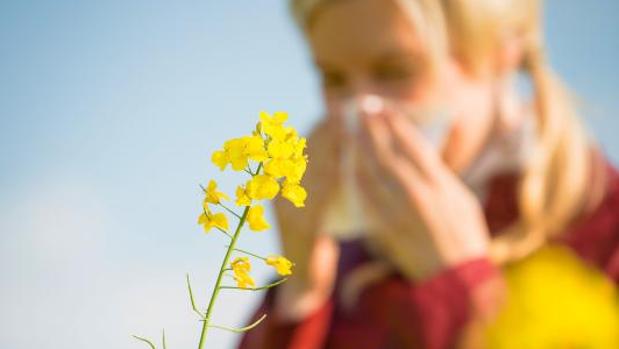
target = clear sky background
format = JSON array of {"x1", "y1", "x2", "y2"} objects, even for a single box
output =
[{"x1": 0, "y1": 1, "x2": 617, "y2": 348}]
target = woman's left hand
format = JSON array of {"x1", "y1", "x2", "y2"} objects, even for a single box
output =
[{"x1": 355, "y1": 104, "x2": 491, "y2": 281}]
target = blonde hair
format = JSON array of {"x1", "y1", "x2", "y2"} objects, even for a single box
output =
[{"x1": 291, "y1": 0, "x2": 603, "y2": 264}]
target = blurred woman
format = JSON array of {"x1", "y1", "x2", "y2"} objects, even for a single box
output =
[{"x1": 239, "y1": 0, "x2": 619, "y2": 348}]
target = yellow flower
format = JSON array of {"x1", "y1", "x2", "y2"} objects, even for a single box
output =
[
  {"x1": 287, "y1": 156, "x2": 308, "y2": 183},
  {"x1": 266, "y1": 255, "x2": 293, "y2": 276},
  {"x1": 267, "y1": 138, "x2": 295, "y2": 159},
  {"x1": 259, "y1": 111, "x2": 288, "y2": 139},
  {"x1": 203, "y1": 180, "x2": 230, "y2": 204},
  {"x1": 244, "y1": 135, "x2": 268, "y2": 162},
  {"x1": 266, "y1": 132, "x2": 305, "y2": 159},
  {"x1": 223, "y1": 137, "x2": 250, "y2": 171},
  {"x1": 211, "y1": 150, "x2": 228, "y2": 171},
  {"x1": 484, "y1": 246, "x2": 619, "y2": 349},
  {"x1": 263, "y1": 134, "x2": 307, "y2": 182},
  {"x1": 231, "y1": 256, "x2": 251, "y2": 273},
  {"x1": 263, "y1": 158, "x2": 287, "y2": 179},
  {"x1": 235, "y1": 185, "x2": 251, "y2": 206},
  {"x1": 197, "y1": 206, "x2": 229, "y2": 233},
  {"x1": 247, "y1": 205, "x2": 270, "y2": 231},
  {"x1": 281, "y1": 180, "x2": 307, "y2": 207},
  {"x1": 231, "y1": 257, "x2": 255, "y2": 289},
  {"x1": 293, "y1": 136, "x2": 307, "y2": 158},
  {"x1": 265, "y1": 158, "x2": 306, "y2": 182},
  {"x1": 211, "y1": 135, "x2": 268, "y2": 172},
  {"x1": 246, "y1": 175, "x2": 280, "y2": 200}
]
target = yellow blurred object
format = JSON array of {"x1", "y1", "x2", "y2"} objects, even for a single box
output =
[{"x1": 484, "y1": 246, "x2": 619, "y2": 349}]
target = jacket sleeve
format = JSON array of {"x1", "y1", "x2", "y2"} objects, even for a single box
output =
[
  {"x1": 237, "y1": 286, "x2": 334, "y2": 349},
  {"x1": 399, "y1": 162, "x2": 619, "y2": 349},
  {"x1": 562, "y1": 161, "x2": 619, "y2": 284},
  {"x1": 237, "y1": 260, "x2": 499, "y2": 349},
  {"x1": 365, "y1": 257, "x2": 502, "y2": 349}
]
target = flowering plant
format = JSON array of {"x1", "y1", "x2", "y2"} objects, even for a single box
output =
[{"x1": 132, "y1": 111, "x2": 308, "y2": 348}]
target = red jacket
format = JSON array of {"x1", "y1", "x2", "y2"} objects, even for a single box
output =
[{"x1": 238, "y1": 161, "x2": 619, "y2": 349}]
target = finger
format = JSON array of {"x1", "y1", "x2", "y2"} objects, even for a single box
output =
[
  {"x1": 358, "y1": 112, "x2": 435, "y2": 212},
  {"x1": 354, "y1": 157, "x2": 397, "y2": 218},
  {"x1": 383, "y1": 107, "x2": 448, "y2": 182},
  {"x1": 354, "y1": 157, "x2": 416, "y2": 241},
  {"x1": 353, "y1": 172, "x2": 401, "y2": 256},
  {"x1": 355, "y1": 151, "x2": 438, "y2": 280},
  {"x1": 355, "y1": 150, "x2": 409, "y2": 207},
  {"x1": 357, "y1": 111, "x2": 425, "y2": 190}
]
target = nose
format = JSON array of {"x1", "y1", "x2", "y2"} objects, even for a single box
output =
[
  {"x1": 333, "y1": 77, "x2": 382, "y2": 111},
  {"x1": 345, "y1": 76, "x2": 380, "y2": 99},
  {"x1": 325, "y1": 76, "x2": 384, "y2": 126},
  {"x1": 339, "y1": 94, "x2": 386, "y2": 135}
]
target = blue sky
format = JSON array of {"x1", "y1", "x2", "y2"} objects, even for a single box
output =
[{"x1": 0, "y1": 1, "x2": 617, "y2": 348}]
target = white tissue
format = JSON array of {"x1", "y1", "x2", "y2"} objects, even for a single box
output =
[
  {"x1": 321, "y1": 97, "x2": 376, "y2": 240},
  {"x1": 321, "y1": 95, "x2": 455, "y2": 240}
]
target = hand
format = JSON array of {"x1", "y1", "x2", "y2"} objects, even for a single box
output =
[
  {"x1": 355, "y1": 104, "x2": 490, "y2": 281},
  {"x1": 272, "y1": 118, "x2": 341, "y2": 320}
]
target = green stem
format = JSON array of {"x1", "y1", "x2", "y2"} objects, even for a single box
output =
[
  {"x1": 207, "y1": 314, "x2": 267, "y2": 333},
  {"x1": 132, "y1": 335, "x2": 156, "y2": 349},
  {"x1": 218, "y1": 203, "x2": 242, "y2": 220},
  {"x1": 220, "y1": 277, "x2": 288, "y2": 292},
  {"x1": 229, "y1": 246, "x2": 267, "y2": 261},
  {"x1": 197, "y1": 206, "x2": 250, "y2": 349},
  {"x1": 215, "y1": 227, "x2": 232, "y2": 239},
  {"x1": 186, "y1": 274, "x2": 205, "y2": 318}
]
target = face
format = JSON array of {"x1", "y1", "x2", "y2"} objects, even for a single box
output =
[{"x1": 308, "y1": 0, "x2": 498, "y2": 173}]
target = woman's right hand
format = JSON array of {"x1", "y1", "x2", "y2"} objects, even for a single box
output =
[{"x1": 272, "y1": 118, "x2": 342, "y2": 321}]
